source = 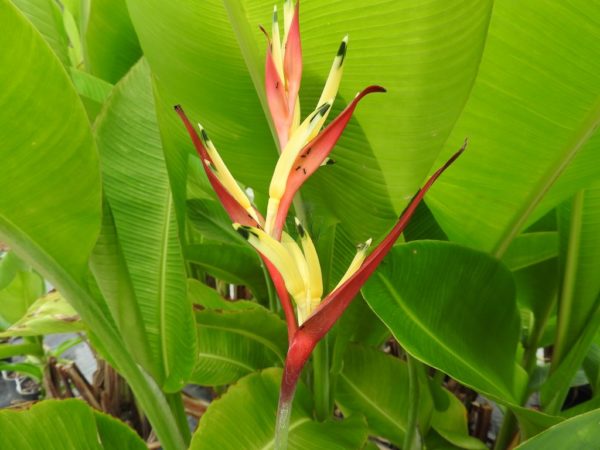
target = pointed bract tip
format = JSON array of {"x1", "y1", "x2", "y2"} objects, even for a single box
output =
[
  {"x1": 337, "y1": 37, "x2": 348, "y2": 65},
  {"x1": 273, "y1": 5, "x2": 278, "y2": 21},
  {"x1": 233, "y1": 224, "x2": 250, "y2": 240},
  {"x1": 357, "y1": 238, "x2": 372, "y2": 251},
  {"x1": 294, "y1": 217, "x2": 305, "y2": 237},
  {"x1": 325, "y1": 158, "x2": 336, "y2": 165},
  {"x1": 199, "y1": 127, "x2": 210, "y2": 143},
  {"x1": 174, "y1": 104, "x2": 182, "y2": 112}
]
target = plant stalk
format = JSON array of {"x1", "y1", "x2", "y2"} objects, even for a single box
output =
[
  {"x1": 552, "y1": 190, "x2": 585, "y2": 368},
  {"x1": 0, "y1": 341, "x2": 44, "y2": 359},
  {"x1": 312, "y1": 337, "x2": 331, "y2": 421},
  {"x1": 166, "y1": 392, "x2": 191, "y2": 446},
  {"x1": 403, "y1": 354, "x2": 420, "y2": 450}
]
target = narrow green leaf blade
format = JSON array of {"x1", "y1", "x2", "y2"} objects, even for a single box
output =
[{"x1": 94, "y1": 58, "x2": 196, "y2": 391}]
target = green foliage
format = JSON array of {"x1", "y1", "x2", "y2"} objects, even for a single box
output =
[
  {"x1": 190, "y1": 368, "x2": 369, "y2": 449},
  {"x1": 2, "y1": 0, "x2": 600, "y2": 448},
  {"x1": 0, "y1": 399, "x2": 147, "y2": 450},
  {"x1": 363, "y1": 241, "x2": 526, "y2": 403}
]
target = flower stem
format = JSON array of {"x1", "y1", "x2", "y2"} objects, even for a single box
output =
[
  {"x1": 403, "y1": 354, "x2": 420, "y2": 450},
  {"x1": 166, "y1": 393, "x2": 191, "y2": 446},
  {"x1": 312, "y1": 337, "x2": 331, "y2": 421}
]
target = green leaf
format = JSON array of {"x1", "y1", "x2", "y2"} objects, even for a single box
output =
[
  {"x1": 336, "y1": 344, "x2": 431, "y2": 446},
  {"x1": 502, "y1": 232, "x2": 559, "y2": 272},
  {"x1": 185, "y1": 243, "x2": 267, "y2": 301},
  {"x1": 187, "y1": 199, "x2": 246, "y2": 245},
  {"x1": 0, "y1": 0, "x2": 101, "y2": 280},
  {"x1": 510, "y1": 406, "x2": 562, "y2": 441},
  {"x1": 126, "y1": 0, "x2": 492, "y2": 244},
  {"x1": 11, "y1": 0, "x2": 70, "y2": 66},
  {"x1": 0, "y1": 361, "x2": 43, "y2": 380},
  {"x1": 191, "y1": 306, "x2": 287, "y2": 386},
  {"x1": 515, "y1": 408, "x2": 600, "y2": 450},
  {"x1": 363, "y1": 241, "x2": 526, "y2": 403},
  {"x1": 0, "y1": 252, "x2": 27, "y2": 290},
  {"x1": 89, "y1": 201, "x2": 157, "y2": 381},
  {"x1": 0, "y1": 6, "x2": 184, "y2": 446},
  {"x1": 428, "y1": 1, "x2": 600, "y2": 256},
  {"x1": 190, "y1": 368, "x2": 369, "y2": 449},
  {"x1": 336, "y1": 344, "x2": 484, "y2": 449},
  {"x1": 188, "y1": 278, "x2": 256, "y2": 311},
  {"x1": 69, "y1": 67, "x2": 113, "y2": 104},
  {"x1": 0, "y1": 399, "x2": 146, "y2": 450},
  {"x1": 554, "y1": 184, "x2": 600, "y2": 364},
  {"x1": 0, "y1": 291, "x2": 84, "y2": 337},
  {"x1": 0, "y1": 269, "x2": 44, "y2": 330},
  {"x1": 94, "y1": 58, "x2": 196, "y2": 392},
  {"x1": 85, "y1": 0, "x2": 142, "y2": 83}
]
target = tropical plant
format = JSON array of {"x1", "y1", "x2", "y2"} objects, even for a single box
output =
[{"x1": 1, "y1": 0, "x2": 600, "y2": 450}]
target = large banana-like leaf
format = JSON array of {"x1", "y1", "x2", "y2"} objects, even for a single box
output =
[
  {"x1": 363, "y1": 241, "x2": 526, "y2": 404},
  {"x1": 11, "y1": 0, "x2": 70, "y2": 66},
  {"x1": 85, "y1": 0, "x2": 142, "y2": 83},
  {"x1": 336, "y1": 344, "x2": 485, "y2": 449},
  {"x1": 0, "y1": 4, "x2": 185, "y2": 448},
  {"x1": 125, "y1": 0, "x2": 492, "y2": 242},
  {"x1": 190, "y1": 368, "x2": 369, "y2": 450},
  {"x1": 94, "y1": 58, "x2": 196, "y2": 392},
  {"x1": 515, "y1": 408, "x2": 600, "y2": 450},
  {"x1": 191, "y1": 307, "x2": 287, "y2": 386},
  {"x1": 428, "y1": 1, "x2": 600, "y2": 255},
  {"x1": 554, "y1": 183, "x2": 600, "y2": 363},
  {"x1": 0, "y1": 399, "x2": 146, "y2": 450}
]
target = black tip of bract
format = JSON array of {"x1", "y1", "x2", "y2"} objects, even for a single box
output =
[
  {"x1": 337, "y1": 40, "x2": 347, "y2": 66},
  {"x1": 326, "y1": 158, "x2": 336, "y2": 165},
  {"x1": 318, "y1": 102, "x2": 331, "y2": 115},
  {"x1": 174, "y1": 104, "x2": 182, "y2": 112},
  {"x1": 200, "y1": 128, "x2": 210, "y2": 142},
  {"x1": 296, "y1": 221, "x2": 305, "y2": 237},
  {"x1": 236, "y1": 227, "x2": 250, "y2": 240}
]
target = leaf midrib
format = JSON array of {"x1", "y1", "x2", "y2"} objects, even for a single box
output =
[
  {"x1": 196, "y1": 352, "x2": 255, "y2": 373},
  {"x1": 158, "y1": 192, "x2": 173, "y2": 378},
  {"x1": 338, "y1": 372, "x2": 404, "y2": 441},
  {"x1": 374, "y1": 271, "x2": 515, "y2": 402},
  {"x1": 493, "y1": 95, "x2": 600, "y2": 258},
  {"x1": 199, "y1": 322, "x2": 285, "y2": 363}
]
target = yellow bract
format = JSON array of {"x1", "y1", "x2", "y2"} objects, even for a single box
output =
[
  {"x1": 235, "y1": 219, "x2": 371, "y2": 325},
  {"x1": 198, "y1": 124, "x2": 261, "y2": 224}
]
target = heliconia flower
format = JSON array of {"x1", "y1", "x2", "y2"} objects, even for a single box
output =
[{"x1": 270, "y1": 141, "x2": 467, "y2": 448}]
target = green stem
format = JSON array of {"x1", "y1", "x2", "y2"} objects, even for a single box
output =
[
  {"x1": 403, "y1": 354, "x2": 420, "y2": 450},
  {"x1": 495, "y1": 284, "x2": 556, "y2": 449},
  {"x1": 0, "y1": 341, "x2": 43, "y2": 359},
  {"x1": 312, "y1": 337, "x2": 331, "y2": 421},
  {"x1": 494, "y1": 410, "x2": 517, "y2": 450},
  {"x1": 166, "y1": 392, "x2": 191, "y2": 445},
  {"x1": 552, "y1": 190, "x2": 585, "y2": 368}
]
